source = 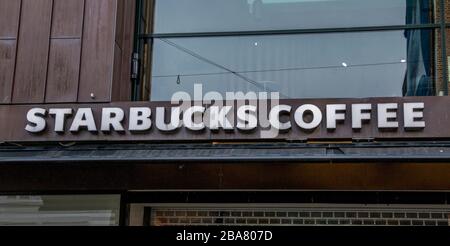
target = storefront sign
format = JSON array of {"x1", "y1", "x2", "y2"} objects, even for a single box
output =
[
  {"x1": 0, "y1": 97, "x2": 447, "y2": 142},
  {"x1": 24, "y1": 102, "x2": 425, "y2": 134}
]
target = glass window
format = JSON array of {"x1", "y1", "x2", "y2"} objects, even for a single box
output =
[
  {"x1": 150, "y1": 29, "x2": 438, "y2": 101},
  {"x1": 0, "y1": 195, "x2": 121, "y2": 226},
  {"x1": 134, "y1": 0, "x2": 447, "y2": 101},
  {"x1": 154, "y1": 0, "x2": 437, "y2": 33}
]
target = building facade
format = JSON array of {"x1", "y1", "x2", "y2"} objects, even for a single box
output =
[{"x1": 1, "y1": 0, "x2": 450, "y2": 226}]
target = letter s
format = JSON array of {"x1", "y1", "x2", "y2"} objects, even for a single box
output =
[{"x1": 25, "y1": 108, "x2": 47, "y2": 133}]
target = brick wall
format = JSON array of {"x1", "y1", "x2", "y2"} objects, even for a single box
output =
[
  {"x1": 150, "y1": 205, "x2": 450, "y2": 226},
  {"x1": 445, "y1": 0, "x2": 450, "y2": 94},
  {"x1": 435, "y1": 0, "x2": 450, "y2": 95}
]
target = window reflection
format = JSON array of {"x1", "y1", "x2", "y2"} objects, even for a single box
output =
[
  {"x1": 150, "y1": 30, "x2": 436, "y2": 101},
  {"x1": 154, "y1": 0, "x2": 436, "y2": 33},
  {"x1": 0, "y1": 195, "x2": 121, "y2": 226},
  {"x1": 404, "y1": 28, "x2": 436, "y2": 96}
]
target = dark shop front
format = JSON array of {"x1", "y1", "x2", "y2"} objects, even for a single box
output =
[{"x1": 1, "y1": 0, "x2": 450, "y2": 226}]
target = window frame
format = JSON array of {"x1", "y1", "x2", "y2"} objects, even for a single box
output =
[{"x1": 133, "y1": 0, "x2": 449, "y2": 101}]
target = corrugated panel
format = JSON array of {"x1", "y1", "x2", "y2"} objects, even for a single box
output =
[{"x1": 1, "y1": 143, "x2": 450, "y2": 163}]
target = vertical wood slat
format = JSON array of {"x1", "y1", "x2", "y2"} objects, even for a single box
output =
[
  {"x1": 51, "y1": 0, "x2": 84, "y2": 38},
  {"x1": 0, "y1": 0, "x2": 21, "y2": 38},
  {"x1": 112, "y1": 0, "x2": 136, "y2": 102},
  {"x1": 0, "y1": 0, "x2": 21, "y2": 104},
  {"x1": 78, "y1": 0, "x2": 117, "y2": 102},
  {"x1": 45, "y1": 0, "x2": 84, "y2": 103},
  {"x1": 12, "y1": 0, "x2": 53, "y2": 104},
  {"x1": 46, "y1": 39, "x2": 82, "y2": 103},
  {"x1": 0, "y1": 40, "x2": 16, "y2": 103},
  {"x1": 115, "y1": 0, "x2": 125, "y2": 48}
]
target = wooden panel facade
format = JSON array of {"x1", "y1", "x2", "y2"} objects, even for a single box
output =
[
  {"x1": 0, "y1": 0, "x2": 21, "y2": 38},
  {"x1": 13, "y1": 0, "x2": 53, "y2": 103},
  {"x1": 50, "y1": 0, "x2": 84, "y2": 38},
  {"x1": 0, "y1": 0, "x2": 21, "y2": 103},
  {"x1": 0, "y1": 40, "x2": 16, "y2": 103},
  {"x1": 0, "y1": 0, "x2": 134, "y2": 104},
  {"x1": 78, "y1": 0, "x2": 117, "y2": 102},
  {"x1": 46, "y1": 39, "x2": 82, "y2": 102},
  {"x1": 45, "y1": 0, "x2": 84, "y2": 103}
]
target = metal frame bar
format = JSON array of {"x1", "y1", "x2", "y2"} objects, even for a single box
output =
[
  {"x1": 3, "y1": 142, "x2": 450, "y2": 164},
  {"x1": 119, "y1": 192, "x2": 128, "y2": 226},
  {"x1": 125, "y1": 191, "x2": 450, "y2": 205},
  {"x1": 131, "y1": 0, "x2": 144, "y2": 101},
  {"x1": 141, "y1": 24, "x2": 442, "y2": 39}
]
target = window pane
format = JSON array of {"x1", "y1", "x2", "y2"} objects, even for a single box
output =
[
  {"x1": 154, "y1": 0, "x2": 437, "y2": 33},
  {"x1": 150, "y1": 30, "x2": 437, "y2": 101},
  {"x1": 0, "y1": 195, "x2": 121, "y2": 226}
]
